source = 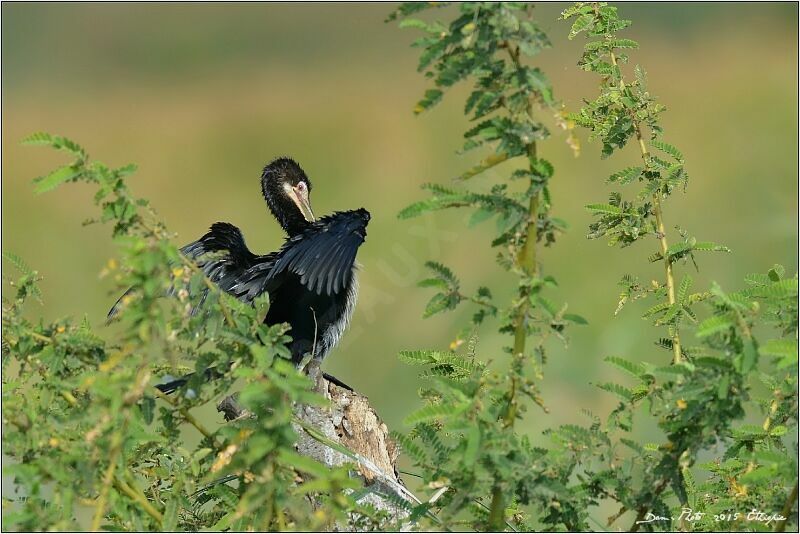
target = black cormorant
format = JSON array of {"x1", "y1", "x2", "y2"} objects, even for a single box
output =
[{"x1": 110, "y1": 158, "x2": 369, "y2": 392}]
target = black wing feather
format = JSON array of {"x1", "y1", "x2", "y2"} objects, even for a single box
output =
[
  {"x1": 182, "y1": 222, "x2": 260, "y2": 291},
  {"x1": 107, "y1": 222, "x2": 260, "y2": 321},
  {"x1": 233, "y1": 208, "x2": 369, "y2": 298},
  {"x1": 327, "y1": 239, "x2": 349, "y2": 294}
]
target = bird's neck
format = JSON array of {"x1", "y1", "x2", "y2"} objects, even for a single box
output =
[
  {"x1": 265, "y1": 195, "x2": 311, "y2": 237},
  {"x1": 276, "y1": 212, "x2": 311, "y2": 237},
  {"x1": 283, "y1": 216, "x2": 311, "y2": 237}
]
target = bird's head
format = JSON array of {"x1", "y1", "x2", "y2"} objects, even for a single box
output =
[{"x1": 261, "y1": 157, "x2": 315, "y2": 235}]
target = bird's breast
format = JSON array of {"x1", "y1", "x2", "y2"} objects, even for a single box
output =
[{"x1": 316, "y1": 266, "x2": 359, "y2": 361}]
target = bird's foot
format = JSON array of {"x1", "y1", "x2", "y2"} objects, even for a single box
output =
[
  {"x1": 303, "y1": 358, "x2": 328, "y2": 395},
  {"x1": 299, "y1": 354, "x2": 353, "y2": 393}
]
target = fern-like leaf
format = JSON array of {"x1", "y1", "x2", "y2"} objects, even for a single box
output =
[
  {"x1": 604, "y1": 355, "x2": 646, "y2": 379},
  {"x1": 696, "y1": 315, "x2": 733, "y2": 338},
  {"x1": 404, "y1": 403, "x2": 466, "y2": 425},
  {"x1": 586, "y1": 203, "x2": 623, "y2": 215},
  {"x1": 677, "y1": 275, "x2": 692, "y2": 303},
  {"x1": 3, "y1": 251, "x2": 34, "y2": 276},
  {"x1": 608, "y1": 166, "x2": 643, "y2": 185},
  {"x1": 390, "y1": 431, "x2": 429, "y2": 466},
  {"x1": 650, "y1": 140, "x2": 684, "y2": 162},
  {"x1": 596, "y1": 382, "x2": 633, "y2": 401},
  {"x1": 399, "y1": 350, "x2": 438, "y2": 365},
  {"x1": 33, "y1": 165, "x2": 83, "y2": 195}
]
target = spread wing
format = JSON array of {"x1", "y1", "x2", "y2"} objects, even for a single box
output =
[
  {"x1": 181, "y1": 222, "x2": 261, "y2": 293},
  {"x1": 232, "y1": 208, "x2": 370, "y2": 301},
  {"x1": 107, "y1": 222, "x2": 261, "y2": 320}
]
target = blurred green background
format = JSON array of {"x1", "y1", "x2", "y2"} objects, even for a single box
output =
[{"x1": 3, "y1": 0, "x2": 797, "y2": 461}]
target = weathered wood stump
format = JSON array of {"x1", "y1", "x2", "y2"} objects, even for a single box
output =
[{"x1": 216, "y1": 367, "x2": 416, "y2": 527}]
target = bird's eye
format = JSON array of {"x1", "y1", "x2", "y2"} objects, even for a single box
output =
[{"x1": 297, "y1": 182, "x2": 307, "y2": 192}]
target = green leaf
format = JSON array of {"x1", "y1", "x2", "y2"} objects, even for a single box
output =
[
  {"x1": 33, "y1": 165, "x2": 82, "y2": 194},
  {"x1": 650, "y1": 140, "x2": 683, "y2": 162},
  {"x1": 525, "y1": 68, "x2": 554, "y2": 105},
  {"x1": 643, "y1": 301, "x2": 670, "y2": 318},
  {"x1": 22, "y1": 132, "x2": 87, "y2": 159},
  {"x1": 139, "y1": 396, "x2": 155, "y2": 425},
  {"x1": 463, "y1": 426, "x2": 480, "y2": 466},
  {"x1": 3, "y1": 251, "x2": 34, "y2": 275},
  {"x1": 468, "y1": 207, "x2": 495, "y2": 227},
  {"x1": 415, "y1": 89, "x2": 444, "y2": 113},
  {"x1": 21, "y1": 131, "x2": 56, "y2": 146},
  {"x1": 417, "y1": 278, "x2": 449, "y2": 289},
  {"x1": 404, "y1": 403, "x2": 465, "y2": 425},
  {"x1": 423, "y1": 293, "x2": 452, "y2": 318},
  {"x1": 604, "y1": 356, "x2": 646, "y2": 379},
  {"x1": 115, "y1": 163, "x2": 138, "y2": 177},
  {"x1": 398, "y1": 18, "x2": 429, "y2": 30},
  {"x1": 676, "y1": 275, "x2": 692, "y2": 303},
  {"x1": 586, "y1": 203, "x2": 623, "y2": 215},
  {"x1": 740, "y1": 339, "x2": 758, "y2": 373},
  {"x1": 620, "y1": 438, "x2": 644, "y2": 454},
  {"x1": 760, "y1": 338, "x2": 797, "y2": 358},
  {"x1": 277, "y1": 450, "x2": 329, "y2": 477},
  {"x1": 457, "y1": 152, "x2": 509, "y2": 181},
  {"x1": 768, "y1": 264, "x2": 785, "y2": 281},
  {"x1": 193, "y1": 447, "x2": 213, "y2": 462},
  {"x1": 744, "y1": 272, "x2": 771, "y2": 285},
  {"x1": 424, "y1": 261, "x2": 460, "y2": 288},
  {"x1": 692, "y1": 241, "x2": 731, "y2": 254},
  {"x1": 770, "y1": 425, "x2": 787, "y2": 437},
  {"x1": 568, "y1": 13, "x2": 594, "y2": 39},
  {"x1": 563, "y1": 313, "x2": 588, "y2": 325},
  {"x1": 399, "y1": 350, "x2": 438, "y2": 365},
  {"x1": 696, "y1": 315, "x2": 733, "y2": 337},
  {"x1": 749, "y1": 278, "x2": 798, "y2": 299},
  {"x1": 762, "y1": 338, "x2": 798, "y2": 368},
  {"x1": 732, "y1": 424, "x2": 767, "y2": 440},
  {"x1": 595, "y1": 382, "x2": 633, "y2": 401},
  {"x1": 717, "y1": 375, "x2": 730, "y2": 399},
  {"x1": 163, "y1": 498, "x2": 179, "y2": 530},
  {"x1": 655, "y1": 303, "x2": 682, "y2": 326},
  {"x1": 391, "y1": 431, "x2": 428, "y2": 465},
  {"x1": 608, "y1": 166, "x2": 642, "y2": 184},
  {"x1": 665, "y1": 241, "x2": 693, "y2": 260},
  {"x1": 611, "y1": 38, "x2": 639, "y2": 49},
  {"x1": 397, "y1": 200, "x2": 432, "y2": 219}
]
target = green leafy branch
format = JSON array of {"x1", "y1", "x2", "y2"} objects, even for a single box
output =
[
  {"x1": 2, "y1": 134, "x2": 394, "y2": 531},
  {"x1": 390, "y1": 3, "x2": 579, "y2": 365},
  {"x1": 561, "y1": 3, "x2": 797, "y2": 531},
  {"x1": 563, "y1": 2, "x2": 728, "y2": 365},
  {"x1": 390, "y1": 4, "x2": 585, "y2": 529}
]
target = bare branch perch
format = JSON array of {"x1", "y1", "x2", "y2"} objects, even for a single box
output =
[{"x1": 216, "y1": 369, "x2": 416, "y2": 527}]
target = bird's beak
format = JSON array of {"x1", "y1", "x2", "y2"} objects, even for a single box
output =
[{"x1": 290, "y1": 185, "x2": 315, "y2": 223}]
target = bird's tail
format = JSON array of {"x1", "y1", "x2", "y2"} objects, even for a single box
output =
[
  {"x1": 155, "y1": 368, "x2": 352, "y2": 395},
  {"x1": 154, "y1": 367, "x2": 226, "y2": 395},
  {"x1": 155, "y1": 374, "x2": 190, "y2": 394},
  {"x1": 106, "y1": 286, "x2": 135, "y2": 324}
]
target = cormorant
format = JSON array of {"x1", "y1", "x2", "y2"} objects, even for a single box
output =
[{"x1": 109, "y1": 157, "x2": 369, "y2": 392}]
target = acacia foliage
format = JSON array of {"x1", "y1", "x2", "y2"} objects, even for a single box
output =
[
  {"x1": 389, "y1": 2, "x2": 583, "y2": 353},
  {"x1": 2, "y1": 134, "x2": 391, "y2": 531},
  {"x1": 560, "y1": 4, "x2": 798, "y2": 529},
  {"x1": 387, "y1": 3, "x2": 591, "y2": 530},
  {"x1": 389, "y1": 2, "x2": 798, "y2": 532}
]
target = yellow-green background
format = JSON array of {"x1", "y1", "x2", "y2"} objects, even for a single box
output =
[{"x1": 3, "y1": 0, "x2": 797, "y2": 496}]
